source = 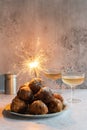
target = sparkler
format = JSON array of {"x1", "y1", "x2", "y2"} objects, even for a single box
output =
[
  {"x1": 28, "y1": 60, "x2": 39, "y2": 77},
  {"x1": 15, "y1": 49, "x2": 47, "y2": 79},
  {"x1": 22, "y1": 52, "x2": 46, "y2": 78},
  {"x1": 12, "y1": 37, "x2": 48, "y2": 81}
]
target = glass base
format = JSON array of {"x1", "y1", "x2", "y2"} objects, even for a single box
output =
[{"x1": 67, "y1": 98, "x2": 81, "y2": 103}]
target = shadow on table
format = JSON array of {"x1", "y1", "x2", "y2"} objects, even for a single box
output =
[{"x1": 2, "y1": 108, "x2": 76, "y2": 129}]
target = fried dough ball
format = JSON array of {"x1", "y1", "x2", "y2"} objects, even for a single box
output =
[
  {"x1": 29, "y1": 78, "x2": 44, "y2": 94},
  {"x1": 34, "y1": 87, "x2": 53, "y2": 104},
  {"x1": 11, "y1": 96, "x2": 28, "y2": 114},
  {"x1": 53, "y1": 93, "x2": 64, "y2": 103},
  {"x1": 47, "y1": 98, "x2": 63, "y2": 113},
  {"x1": 17, "y1": 86, "x2": 34, "y2": 103},
  {"x1": 29, "y1": 100, "x2": 48, "y2": 115}
]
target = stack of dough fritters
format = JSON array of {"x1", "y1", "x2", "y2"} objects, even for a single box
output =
[{"x1": 11, "y1": 78, "x2": 64, "y2": 115}]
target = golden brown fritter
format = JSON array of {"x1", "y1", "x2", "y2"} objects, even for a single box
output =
[
  {"x1": 17, "y1": 86, "x2": 34, "y2": 103},
  {"x1": 11, "y1": 96, "x2": 28, "y2": 114},
  {"x1": 47, "y1": 98, "x2": 63, "y2": 113},
  {"x1": 34, "y1": 87, "x2": 53, "y2": 104},
  {"x1": 53, "y1": 93, "x2": 64, "y2": 103},
  {"x1": 29, "y1": 78, "x2": 44, "y2": 94},
  {"x1": 29, "y1": 100, "x2": 48, "y2": 115}
]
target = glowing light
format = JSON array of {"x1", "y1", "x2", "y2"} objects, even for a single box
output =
[
  {"x1": 29, "y1": 61, "x2": 39, "y2": 69},
  {"x1": 18, "y1": 50, "x2": 47, "y2": 78},
  {"x1": 24, "y1": 59, "x2": 40, "y2": 77},
  {"x1": 12, "y1": 38, "x2": 48, "y2": 80}
]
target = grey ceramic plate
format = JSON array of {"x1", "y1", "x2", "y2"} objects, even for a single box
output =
[{"x1": 4, "y1": 104, "x2": 68, "y2": 118}]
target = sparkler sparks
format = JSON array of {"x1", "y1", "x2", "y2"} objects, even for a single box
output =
[
  {"x1": 15, "y1": 48, "x2": 47, "y2": 79},
  {"x1": 22, "y1": 52, "x2": 46, "y2": 77},
  {"x1": 11, "y1": 38, "x2": 49, "y2": 82}
]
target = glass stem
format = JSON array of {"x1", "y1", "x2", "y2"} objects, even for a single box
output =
[{"x1": 71, "y1": 85, "x2": 75, "y2": 101}]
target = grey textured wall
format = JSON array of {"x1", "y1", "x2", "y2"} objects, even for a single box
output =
[{"x1": 0, "y1": 0, "x2": 87, "y2": 90}]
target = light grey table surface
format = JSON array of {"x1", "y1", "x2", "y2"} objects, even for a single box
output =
[{"x1": 0, "y1": 89, "x2": 87, "y2": 130}]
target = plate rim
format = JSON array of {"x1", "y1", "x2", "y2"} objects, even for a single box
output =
[{"x1": 4, "y1": 103, "x2": 68, "y2": 118}]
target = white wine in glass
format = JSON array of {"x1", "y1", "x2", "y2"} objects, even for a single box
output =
[
  {"x1": 62, "y1": 72, "x2": 85, "y2": 103},
  {"x1": 43, "y1": 69, "x2": 62, "y2": 90},
  {"x1": 44, "y1": 72, "x2": 61, "y2": 80}
]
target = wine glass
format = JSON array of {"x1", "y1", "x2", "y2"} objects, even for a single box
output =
[
  {"x1": 62, "y1": 72, "x2": 85, "y2": 103},
  {"x1": 43, "y1": 68, "x2": 62, "y2": 91}
]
